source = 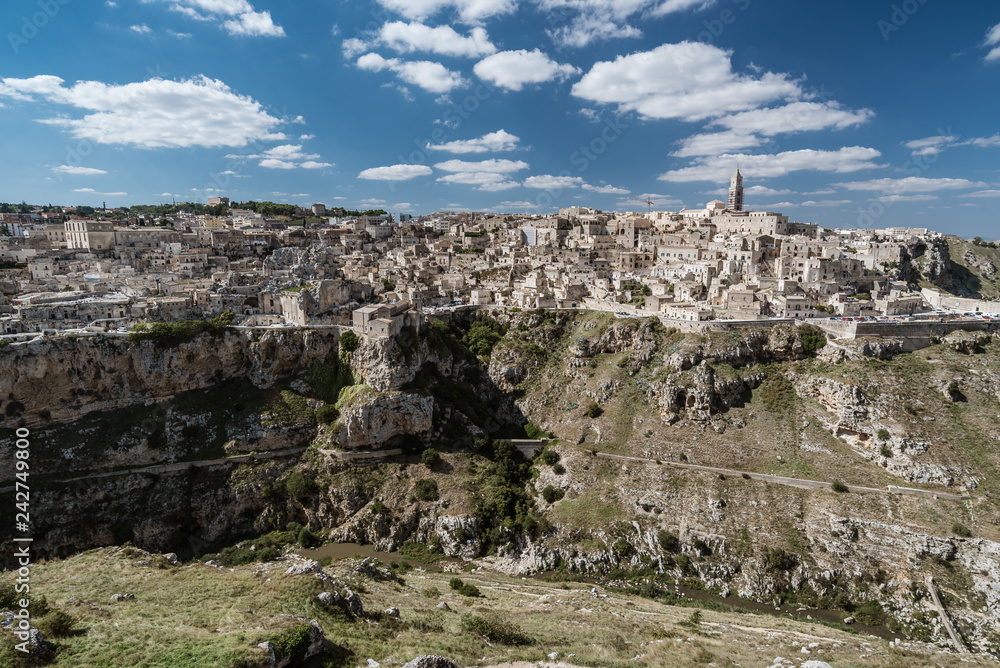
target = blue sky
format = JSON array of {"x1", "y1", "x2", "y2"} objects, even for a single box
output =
[{"x1": 1, "y1": 0, "x2": 998, "y2": 234}]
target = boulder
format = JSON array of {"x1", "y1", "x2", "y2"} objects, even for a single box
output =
[
  {"x1": 111, "y1": 593, "x2": 135, "y2": 602},
  {"x1": 344, "y1": 589, "x2": 364, "y2": 617},
  {"x1": 401, "y1": 656, "x2": 459, "y2": 668},
  {"x1": 383, "y1": 607, "x2": 400, "y2": 618}
]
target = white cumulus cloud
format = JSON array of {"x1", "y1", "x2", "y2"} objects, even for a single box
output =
[
  {"x1": 539, "y1": 0, "x2": 712, "y2": 47},
  {"x1": 357, "y1": 53, "x2": 466, "y2": 93},
  {"x1": 52, "y1": 165, "x2": 107, "y2": 175},
  {"x1": 984, "y1": 22, "x2": 1000, "y2": 61},
  {"x1": 474, "y1": 49, "x2": 579, "y2": 91},
  {"x1": 358, "y1": 164, "x2": 433, "y2": 180},
  {"x1": 0, "y1": 75, "x2": 286, "y2": 149},
  {"x1": 150, "y1": 0, "x2": 285, "y2": 37},
  {"x1": 426, "y1": 129, "x2": 520, "y2": 153},
  {"x1": 373, "y1": 0, "x2": 516, "y2": 23},
  {"x1": 710, "y1": 101, "x2": 873, "y2": 135},
  {"x1": 582, "y1": 183, "x2": 630, "y2": 194},
  {"x1": 835, "y1": 177, "x2": 987, "y2": 194},
  {"x1": 523, "y1": 174, "x2": 585, "y2": 189},
  {"x1": 379, "y1": 22, "x2": 496, "y2": 57},
  {"x1": 434, "y1": 158, "x2": 529, "y2": 172},
  {"x1": 572, "y1": 42, "x2": 802, "y2": 122},
  {"x1": 658, "y1": 147, "x2": 884, "y2": 182}
]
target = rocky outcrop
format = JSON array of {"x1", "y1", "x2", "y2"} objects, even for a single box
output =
[
  {"x1": 645, "y1": 362, "x2": 765, "y2": 422},
  {"x1": 402, "y1": 656, "x2": 459, "y2": 668},
  {"x1": 819, "y1": 337, "x2": 904, "y2": 362},
  {"x1": 0, "y1": 328, "x2": 341, "y2": 427},
  {"x1": 963, "y1": 249, "x2": 997, "y2": 280},
  {"x1": 944, "y1": 330, "x2": 992, "y2": 354},
  {"x1": 332, "y1": 391, "x2": 433, "y2": 450},
  {"x1": 263, "y1": 246, "x2": 341, "y2": 279},
  {"x1": 256, "y1": 619, "x2": 326, "y2": 668}
]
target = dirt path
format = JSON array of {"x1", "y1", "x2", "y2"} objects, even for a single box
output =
[{"x1": 591, "y1": 451, "x2": 971, "y2": 501}]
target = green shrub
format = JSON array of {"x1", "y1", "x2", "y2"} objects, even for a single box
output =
[
  {"x1": 217, "y1": 545, "x2": 282, "y2": 567},
  {"x1": 268, "y1": 623, "x2": 313, "y2": 664},
  {"x1": 462, "y1": 315, "x2": 506, "y2": 357},
  {"x1": 397, "y1": 541, "x2": 441, "y2": 563},
  {"x1": 297, "y1": 526, "x2": 320, "y2": 548},
  {"x1": 458, "y1": 583, "x2": 480, "y2": 597},
  {"x1": 371, "y1": 500, "x2": 386, "y2": 515},
  {"x1": 741, "y1": 473, "x2": 751, "y2": 480},
  {"x1": 35, "y1": 609, "x2": 75, "y2": 638},
  {"x1": 339, "y1": 330, "x2": 359, "y2": 353},
  {"x1": 831, "y1": 480, "x2": 849, "y2": 493},
  {"x1": 879, "y1": 444, "x2": 893, "y2": 458},
  {"x1": 421, "y1": 448, "x2": 441, "y2": 468},
  {"x1": 0, "y1": 582, "x2": 16, "y2": 610},
  {"x1": 285, "y1": 471, "x2": 318, "y2": 500},
  {"x1": 414, "y1": 479, "x2": 439, "y2": 501},
  {"x1": 524, "y1": 422, "x2": 553, "y2": 439},
  {"x1": 552, "y1": 463, "x2": 565, "y2": 475},
  {"x1": 316, "y1": 404, "x2": 339, "y2": 424},
  {"x1": 876, "y1": 428, "x2": 891, "y2": 441},
  {"x1": 952, "y1": 523, "x2": 972, "y2": 538},
  {"x1": 125, "y1": 311, "x2": 235, "y2": 347},
  {"x1": 449, "y1": 578, "x2": 481, "y2": 597},
  {"x1": 657, "y1": 530, "x2": 680, "y2": 553},
  {"x1": 854, "y1": 600, "x2": 887, "y2": 626},
  {"x1": 542, "y1": 486, "x2": 565, "y2": 503},
  {"x1": 539, "y1": 449, "x2": 560, "y2": 465},
  {"x1": 422, "y1": 587, "x2": 441, "y2": 598},
  {"x1": 764, "y1": 547, "x2": 798, "y2": 573},
  {"x1": 585, "y1": 401, "x2": 603, "y2": 418},
  {"x1": 461, "y1": 612, "x2": 532, "y2": 645},
  {"x1": 799, "y1": 324, "x2": 827, "y2": 354}
]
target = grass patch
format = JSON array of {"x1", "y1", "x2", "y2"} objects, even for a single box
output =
[{"x1": 461, "y1": 612, "x2": 533, "y2": 645}]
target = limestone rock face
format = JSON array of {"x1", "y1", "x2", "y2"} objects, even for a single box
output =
[
  {"x1": 263, "y1": 246, "x2": 341, "y2": 279},
  {"x1": 944, "y1": 330, "x2": 992, "y2": 354},
  {"x1": 963, "y1": 249, "x2": 997, "y2": 280},
  {"x1": 818, "y1": 337, "x2": 904, "y2": 362},
  {"x1": 334, "y1": 391, "x2": 433, "y2": 450},
  {"x1": 0, "y1": 329, "x2": 341, "y2": 427}
]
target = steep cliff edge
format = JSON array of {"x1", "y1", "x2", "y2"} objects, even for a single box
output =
[
  {"x1": 5, "y1": 310, "x2": 1000, "y2": 652},
  {"x1": 0, "y1": 328, "x2": 343, "y2": 427}
]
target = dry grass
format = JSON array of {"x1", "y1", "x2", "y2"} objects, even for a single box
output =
[{"x1": 3, "y1": 547, "x2": 991, "y2": 667}]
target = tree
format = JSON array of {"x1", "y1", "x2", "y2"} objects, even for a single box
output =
[
  {"x1": 421, "y1": 448, "x2": 441, "y2": 468},
  {"x1": 799, "y1": 324, "x2": 827, "y2": 354},
  {"x1": 339, "y1": 330, "x2": 359, "y2": 353}
]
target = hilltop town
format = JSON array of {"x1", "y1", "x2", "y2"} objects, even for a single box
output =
[{"x1": 2, "y1": 169, "x2": 998, "y2": 343}]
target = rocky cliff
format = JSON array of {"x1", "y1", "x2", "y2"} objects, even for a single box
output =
[{"x1": 0, "y1": 328, "x2": 342, "y2": 427}]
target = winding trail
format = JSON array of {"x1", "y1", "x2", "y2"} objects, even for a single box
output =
[
  {"x1": 588, "y1": 450, "x2": 971, "y2": 501},
  {"x1": 0, "y1": 446, "x2": 307, "y2": 494}
]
